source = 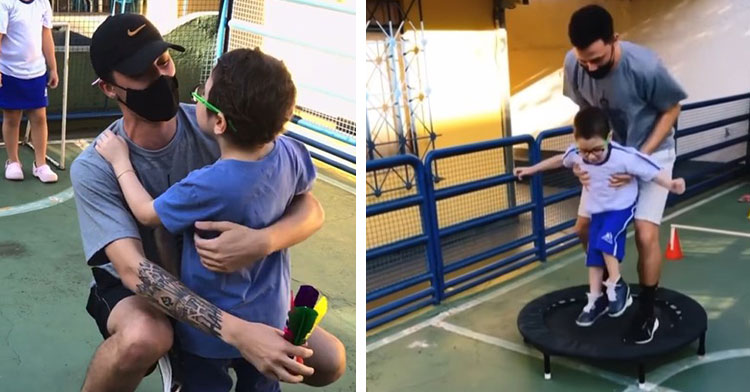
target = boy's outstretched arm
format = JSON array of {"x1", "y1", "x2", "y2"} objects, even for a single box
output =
[
  {"x1": 651, "y1": 170, "x2": 686, "y2": 194},
  {"x1": 514, "y1": 154, "x2": 564, "y2": 180},
  {"x1": 96, "y1": 130, "x2": 161, "y2": 227}
]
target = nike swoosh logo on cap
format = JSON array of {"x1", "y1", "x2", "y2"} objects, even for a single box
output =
[{"x1": 127, "y1": 24, "x2": 146, "y2": 37}]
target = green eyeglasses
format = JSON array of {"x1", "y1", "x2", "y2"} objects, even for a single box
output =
[{"x1": 191, "y1": 84, "x2": 238, "y2": 133}]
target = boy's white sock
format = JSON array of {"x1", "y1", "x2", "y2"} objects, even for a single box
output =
[
  {"x1": 603, "y1": 280, "x2": 617, "y2": 302},
  {"x1": 584, "y1": 292, "x2": 602, "y2": 312}
]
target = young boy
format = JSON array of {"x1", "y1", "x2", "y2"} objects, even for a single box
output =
[
  {"x1": 515, "y1": 107, "x2": 685, "y2": 330},
  {"x1": 96, "y1": 48, "x2": 315, "y2": 390},
  {"x1": 1, "y1": 0, "x2": 59, "y2": 182}
]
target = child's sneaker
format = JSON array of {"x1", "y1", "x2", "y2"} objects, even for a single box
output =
[
  {"x1": 32, "y1": 162, "x2": 58, "y2": 183},
  {"x1": 604, "y1": 277, "x2": 632, "y2": 317},
  {"x1": 576, "y1": 292, "x2": 608, "y2": 327},
  {"x1": 4, "y1": 160, "x2": 23, "y2": 180}
]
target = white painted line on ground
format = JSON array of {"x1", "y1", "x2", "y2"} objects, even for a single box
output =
[
  {"x1": 661, "y1": 183, "x2": 745, "y2": 221},
  {"x1": 367, "y1": 182, "x2": 746, "y2": 353},
  {"x1": 317, "y1": 172, "x2": 355, "y2": 195},
  {"x1": 434, "y1": 320, "x2": 660, "y2": 389},
  {"x1": 671, "y1": 224, "x2": 750, "y2": 239},
  {"x1": 0, "y1": 187, "x2": 75, "y2": 218},
  {"x1": 621, "y1": 348, "x2": 750, "y2": 392}
]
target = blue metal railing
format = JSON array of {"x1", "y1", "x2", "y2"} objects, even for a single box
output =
[
  {"x1": 366, "y1": 92, "x2": 750, "y2": 330},
  {"x1": 366, "y1": 154, "x2": 442, "y2": 329}
]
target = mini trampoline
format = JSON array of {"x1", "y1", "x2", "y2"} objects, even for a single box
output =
[{"x1": 517, "y1": 285, "x2": 707, "y2": 386}]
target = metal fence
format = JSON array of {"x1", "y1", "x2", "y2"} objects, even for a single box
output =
[
  {"x1": 220, "y1": 0, "x2": 356, "y2": 175},
  {"x1": 366, "y1": 92, "x2": 750, "y2": 330}
]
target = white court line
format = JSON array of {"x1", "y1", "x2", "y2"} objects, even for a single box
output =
[
  {"x1": 317, "y1": 171, "x2": 355, "y2": 195},
  {"x1": 671, "y1": 224, "x2": 750, "y2": 239},
  {"x1": 661, "y1": 183, "x2": 745, "y2": 221},
  {"x1": 367, "y1": 182, "x2": 746, "y2": 353},
  {"x1": 0, "y1": 187, "x2": 75, "y2": 218},
  {"x1": 366, "y1": 249, "x2": 582, "y2": 352},
  {"x1": 434, "y1": 320, "x2": 641, "y2": 388},
  {"x1": 621, "y1": 349, "x2": 750, "y2": 392}
]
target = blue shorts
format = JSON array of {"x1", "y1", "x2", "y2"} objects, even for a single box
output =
[
  {"x1": 179, "y1": 351, "x2": 280, "y2": 392},
  {"x1": 0, "y1": 73, "x2": 48, "y2": 110},
  {"x1": 586, "y1": 204, "x2": 636, "y2": 267}
]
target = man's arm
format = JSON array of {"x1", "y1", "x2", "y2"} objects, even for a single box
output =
[
  {"x1": 194, "y1": 192, "x2": 324, "y2": 273},
  {"x1": 639, "y1": 103, "x2": 681, "y2": 155},
  {"x1": 106, "y1": 237, "x2": 314, "y2": 382}
]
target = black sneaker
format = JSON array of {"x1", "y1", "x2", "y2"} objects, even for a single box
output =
[
  {"x1": 605, "y1": 278, "x2": 632, "y2": 317},
  {"x1": 576, "y1": 293, "x2": 609, "y2": 327},
  {"x1": 625, "y1": 313, "x2": 660, "y2": 344}
]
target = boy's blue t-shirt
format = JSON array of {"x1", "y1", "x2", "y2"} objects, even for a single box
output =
[{"x1": 153, "y1": 135, "x2": 316, "y2": 358}]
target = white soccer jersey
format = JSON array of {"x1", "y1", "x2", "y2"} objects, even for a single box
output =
[{"x1": 562, "y1": 141, "x2": 662, "y2": 214}]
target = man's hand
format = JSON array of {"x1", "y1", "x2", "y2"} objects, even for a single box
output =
[
  {"x1": 47, "y1": 70, "x2": 59, "y2": 89},
  {"x1": 573, "y1": 164, "x2": 591, "y2": 187},
  {"x1": 608, "y1": 173, "x2": 633, "y2": 188},
  {"x1": 95, "y1": 129, "x2": 131, "y2": 172},
  {"x1": 194, "y1": 221, "x2": 271, "y2": 273},
  {"x1": 225, "y1": 319, "x2": 314, "y2": 383}
]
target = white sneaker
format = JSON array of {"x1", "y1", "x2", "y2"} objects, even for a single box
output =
[
  {"x1": 32, "y1": 162, "x2": 58, "y2": 183},
  {"x1": 4, "y1": 160, "x2": 23, "y2": 180}
]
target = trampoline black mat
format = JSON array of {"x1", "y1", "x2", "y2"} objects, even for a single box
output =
[{"x1": 518, "y1": 285, "x2": 707, "y2": 361}]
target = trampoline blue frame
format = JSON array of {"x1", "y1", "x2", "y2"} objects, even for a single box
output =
[{"x1": 366, "y1": 92, "x2": 750, "y2": 330}]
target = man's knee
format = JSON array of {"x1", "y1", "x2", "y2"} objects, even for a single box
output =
[
  {"x1": 304, "y1": 329, "x2": 346, "y2": 387},
  {"x1": 635, "y1": 220, "x2": 660, "y2": 249},
  {"x1": 113, "y1": 315, "x2": 173, "y2": 371}
]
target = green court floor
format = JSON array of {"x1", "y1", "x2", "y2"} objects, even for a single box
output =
[
  {"x1": 367, "y1": 180, "x2": 750, "y2": 392},
  {"x1": 0, "y1": 142, "x2": 355, "y2": 391}
]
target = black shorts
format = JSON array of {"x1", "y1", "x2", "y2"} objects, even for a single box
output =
[{"x1": 85, "y1": 267, "x2": 136, "y2": 339}]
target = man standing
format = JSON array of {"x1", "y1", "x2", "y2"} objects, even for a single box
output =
[
  {"x1": 562, "y1": 5, "x2": 687, "y2": 344},
  {"x1": 71, "y1": 14, "x2": 345, "y2": 391}
]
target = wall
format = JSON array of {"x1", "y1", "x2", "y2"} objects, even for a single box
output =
[
  {"x1": 506, "y1": 0, "x2": 750, "y2": 136},
  {"x1": 367, "y1": 0, "x2": 508, "y2": 151}
]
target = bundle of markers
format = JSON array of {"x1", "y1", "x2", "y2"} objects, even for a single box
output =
[{"x1": 283, "y1": 285, "x2": 328, "y2": 361}]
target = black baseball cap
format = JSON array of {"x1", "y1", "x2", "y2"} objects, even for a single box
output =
[{"x1": 90, "y1": 14, "x2": 185, "y2": 83}]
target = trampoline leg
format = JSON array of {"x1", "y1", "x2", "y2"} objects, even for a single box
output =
[
  {"x1": 698, "y1": 332, "x2": 706, "y2": 357},
  {"x1": 637, "y1": 363, "x2": 645, "y2": 389},
  {"x1": 543, "y1": 354, "x2": 551, "y2": 380}
]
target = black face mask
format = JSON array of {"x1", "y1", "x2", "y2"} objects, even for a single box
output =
[
  {"x1": 585, "y1": 45, "x2": 615, "y2": 80},
  {"x1": 112, "y1": 75, "x2": 180, "y2": 122}
]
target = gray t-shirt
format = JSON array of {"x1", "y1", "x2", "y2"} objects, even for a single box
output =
[
  {"x1": 563, "y1": 41, "x2": 687, "y2": 152},
  {"x1": 70, "y1": 103, "x2": 220, "y2": 273}
]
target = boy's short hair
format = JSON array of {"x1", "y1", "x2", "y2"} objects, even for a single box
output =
[
  {"x1": 209, "y1": 48, "x2": 296, "y2": 147},
  {"x1": 574, "y1": 106, "x2": 610, "y2": 140},
  {"x1": 568, "y1": 5, "x2": 614, "y2": 49}
]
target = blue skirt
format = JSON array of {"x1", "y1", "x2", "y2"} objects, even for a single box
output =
[{"x1": 0, "y1": 73, "x2": 48, "y2": 110}]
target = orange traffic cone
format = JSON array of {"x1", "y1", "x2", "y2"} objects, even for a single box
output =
[{"x1": 665, "y1": 226, "x2": 683, "y2": 260}]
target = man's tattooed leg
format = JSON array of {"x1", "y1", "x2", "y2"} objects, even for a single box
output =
[{"x1": 135, "y1": 259, "x2": 223, "y2": 338}]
